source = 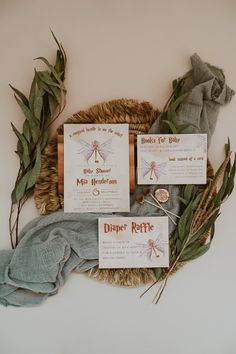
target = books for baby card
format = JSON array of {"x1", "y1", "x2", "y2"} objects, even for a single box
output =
[
  {"x1": 137, "y1": 134, "x2": 207, "y2": 185},
  {"x1": 64, "y1": 124, "x2": 130, "y2": 213},
  {"x1": 99, "y1": 216, "x2": 169, "y2": 269}
]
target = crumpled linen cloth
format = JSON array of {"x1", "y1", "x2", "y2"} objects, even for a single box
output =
[{"x1": 0, "y1": 53, "x2": 234, "y2": 306}]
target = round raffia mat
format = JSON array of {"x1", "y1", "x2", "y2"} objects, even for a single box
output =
[{"x1": 34, "y1": 98, "x2": 213, "y2": 287}]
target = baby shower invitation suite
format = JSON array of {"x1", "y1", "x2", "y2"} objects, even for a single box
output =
[
  {"x1": 137, "y1": 134, "x2": 207, "y2": 185},
  {"x1": 64, "y1": 124, "x2": 130, "y2": 212},
  {"x1": 99, "y1": 216, "x2": 169, "y2": 268}
]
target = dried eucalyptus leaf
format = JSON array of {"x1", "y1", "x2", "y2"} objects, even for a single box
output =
[
  {"x1": 179, "y1": 242, "x2": 211, "y2": 262},
  {"x1": 154, "y1": 268, "x2": 162, "y2": 280},
  {"x1": 178, "y1": 202, "x2": 193, "y2": 241},
  {"x1": 23, "y1": 120, "x2": 31, "y2": 142},
  {"x1": 35, "y1": 70, "x2": 54, "y2": 96},
  {"x1": 29, "y1": 77, "x2": 37, "y2": 111},
  {"x1": 33, "y1": 88, "x2": 44, "y2": 120},
  {"x1": 177, "y1": 123, "x2": 191, "y2": 133},
  {"x1": 9, "y1": 85, "x2": 29, "y2": 106},
  {"x1": 11, "y1": 123, "x2": 30, "y2": 168},
  {"x1": 39, "y1": 71, "x2": 65, "y2": 90},
  {"x1": 178, "y1": 196, "x2": 188, "y2": 205},
  {"x1": 171, "y1": 93, "x2": 188, "y2": 111},
  {"x1": 162, "y1": 120, "x2": 178, "y2": 134},
  {"x1": 35, "y1": 56, "x2": 65, "y2": 89},
  {"x1": 27, "y1": 145, "x2": 41, "y2": 189},
  {"x1": 191, "y1": 192, "x2": 203, "y2": 210},
  {"x1": 48, "y1": 95, "x2": 58, "y2": 117},
  {"x1": 14, "y1": 95, "x2": 40, "y2": 143},
  {"x1": 14, "y1": 171, "x2": 31, "y2": 202},
  {"x1": 184, "y1": 185, "x2": 194, "y2": 203},
  {"x1": 50, "y1": 85, "x2": 62, "y2": 104}
]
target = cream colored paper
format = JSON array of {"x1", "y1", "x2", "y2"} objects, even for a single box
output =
[
  {"x1": 99, "y1": 216, "x2": 169, "y2": 269},
  {"x1": 137, "y1": 134, "x2": 207, "y2": 185},
  {"x1": 64, "y1": 124, "x2": 130, "y2": 212}
]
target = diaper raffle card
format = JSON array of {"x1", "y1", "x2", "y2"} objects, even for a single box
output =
[
  {"x1": 64, "y1": 124, "x2": 130, "y2": 212},
  {"x1": 137, "y1": 134, "x2": 207, "y2": 185},
  {"x1": 99, "y1": 217, "x2": 169, "y2": 268}
]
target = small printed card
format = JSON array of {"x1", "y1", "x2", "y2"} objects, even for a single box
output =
[
  {"x1": 99, "y1": 216, "x2": 169, "y2": 268},
  {"x1": 64, "y1": 124, "x2": 130, "y2": 213},
  {"x1": 137, "y1": 134, "x2": 207, "y2": 185}
]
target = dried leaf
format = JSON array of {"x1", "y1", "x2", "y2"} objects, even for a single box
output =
[
  {"x1": 39, "y1": 71, "x2": 65, "y2": 90},
  {"x1": 154, "y1": 268, "x2": 162, "y2": 280},
  {"x1": 27, "y1": 144, "x2": 41, "y2": 189},
  {"x1": 34, "y1": 56, "x2": 65, "y2": 89},
  {"x1": 14, "y1": 171, "x2": 30, "y2": 202},
  {"x1": 9, "y1": 85, "x2": 29, "y2": 106},
  {"x1": 23, "y1": 120, "x2": 31, "y2": 142},
  {"x1": 33, "y1": 88, "x2": 44, "y2": 120},
  {"x1": 14, "y1": 94, "x2": 40, "y2": 143},
  {"x1": 184, "y1": 185, "x2": 194, "y2": 203},
  {"x1": 162, "y1": 120, "x2": 178, "y2": 134},
  {"x1": 11, "y1": 123, "x2": 30, "y2": 168},
  {"x1": 178, "y1": 202, "x2": 193, "y2": 241},
  {"x1": 179, "y1": 242, "x2": 211, "y2": 262}
]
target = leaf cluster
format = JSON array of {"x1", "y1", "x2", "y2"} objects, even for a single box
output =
[
  {"x1": 10, "y1": 31, "x2": 66, "y2": 204},
  {"x1": 160, "y1": 78, "x2": 198, "y2": 134}
]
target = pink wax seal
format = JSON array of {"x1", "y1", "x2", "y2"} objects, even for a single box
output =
[{"x1": 154, "y1": 188, "x2": 169, "y2": 203}]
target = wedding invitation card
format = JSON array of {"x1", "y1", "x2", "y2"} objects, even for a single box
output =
[
  {"x1": 64, "y1": 124, "x2": 130, "y2": 212},
  {"x1": 99, "y1": 216, "x2": 169, "y2": 268},
  {"x1": 137, "y1": 134, "x2": 207, "y2": 185}
]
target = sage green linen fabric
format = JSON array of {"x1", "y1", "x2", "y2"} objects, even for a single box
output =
[{"x1": 0, "y1": 53, "x2": 233, "y2": 306}]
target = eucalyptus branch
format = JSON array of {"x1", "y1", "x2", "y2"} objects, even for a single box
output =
[{"x1": 9, "y1": 32, "x2": 67, "y2": 248}]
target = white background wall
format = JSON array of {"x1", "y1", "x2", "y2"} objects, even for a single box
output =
[{"x1": 0, "y1": 1, "x2": 236, "y2": 353}]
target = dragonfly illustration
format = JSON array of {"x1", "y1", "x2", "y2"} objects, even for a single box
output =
[
  {"x1": 77, "y1": 138, "x2": 112, "y2": 163},
  {"x1": 140, "y1": 159, "x2": 166, "y2": 181},
  {"x1": 137, "y1": 237, "x2": 166, "y2": 260}
]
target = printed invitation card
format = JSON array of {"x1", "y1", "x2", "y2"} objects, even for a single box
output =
[
  {"x1": 64, "y1": 124, "x2": 130, "y2": 212},
  {"x1": 99, "y1": 216, "x2": 169, "y2": 268},
  {"x1": 137, "y1": 134, "x2": 207, "y2": 185}
]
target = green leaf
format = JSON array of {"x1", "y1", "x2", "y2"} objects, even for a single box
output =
[
  {"x1": 154, "y1": 268, "x2": 162, "y2": 280},
  {"x1": 191, "y1": 192, "x2": 203, "y2": 210},
  {"x1": 34, "y1": 56, "x2": 65, "y2": 89},
  {"x1": 162, "y1": 120, "x2": 178, "y2": 134},
  {"x1": 184, "y1": 185, "x2": 194, "y2": 203},
  {"x1": 11, "y1": 123, "x2": 30, "y2": 168},
  {"x1": 177, "y1": 123, "x2": 191, "y2": 133},
  {"x1": 49, "y1": 85, "x2": 62, "y2": 104},
  {"x1": 48, "y1": 95, "x2": 58, "y2": 117},
  {"x1": 14, "y1": 171, "x2": 31, "y2": 202},
  {"x1": 171, "y1": 93, "x2": 188, "y2": 111},
  {"x1": 29, "y1": 76, "x2": 37, "y2": 111},
  {"x1": 23, "y1": 120, "x2": 31, "y2": 142},
  {"x1": 38, "y1": 71, "x2": 65, "y2": 90},
  {"x1": 179, "y1": 241, "x2": 211, "y2": 262},
  {"x1": 178, "y1": 196, "x2": 188, "y2": 205},
  {"x1": 33, "y1": 88, "x2": 44, "y2": 120},
  {"x1": 14, "y1": 94, "x2": 40, "y2": 143},
  {"x1": 178, "y1": 202, "x2": 193, "y2": 241},
  {"x1": 34, "y1": 70, "x2": 55, "y2": 96},
  {"x1": 27, "y1": 144, "x2": 41, "y2": 189},
  {"x1": 9, "y1": 85, "x2": 29, "y2": 106}
]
